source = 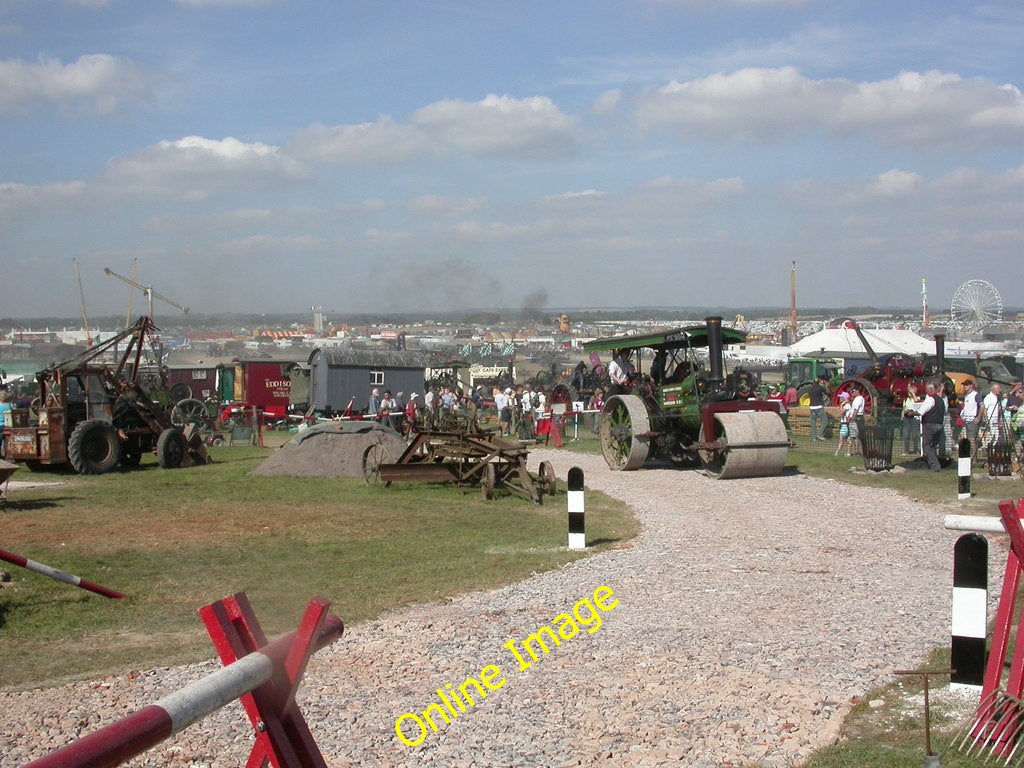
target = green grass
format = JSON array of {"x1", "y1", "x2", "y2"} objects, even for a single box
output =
[{"x1": 0, "y1": 441, "x2": 638, "y2": 688}]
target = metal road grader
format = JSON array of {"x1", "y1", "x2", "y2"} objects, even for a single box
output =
[
  {"x1": 583, "y1": 317, "x2": 789, "y2": 479},
  {"x1": 3, "y1": 316, "x2": 210, "y2": 474}
]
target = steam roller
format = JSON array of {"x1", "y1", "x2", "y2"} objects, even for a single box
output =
[{"x1": 586, "y1": 316, "x2": 791, "y2": 480}]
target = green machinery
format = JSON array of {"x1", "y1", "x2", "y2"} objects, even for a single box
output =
[{"x1": 583, "y1": 317, "x2": 789, "y2": 479}]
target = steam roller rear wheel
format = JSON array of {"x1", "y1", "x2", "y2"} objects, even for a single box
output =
[
  {"x1": 698, "y1": 411, "x2": 788, "y2": 479},
  {"x1": 600, "y1": 394, "x2": 651, "y2": 470}
]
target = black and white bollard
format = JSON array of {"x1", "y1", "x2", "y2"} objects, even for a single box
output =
[
  {"x1": 567, "y1": 466, "x2": 585, "y2": 550},
  {"x1": 951, "y1": 532, "x2": 987, "y2": 690},
  {"x1": 957, "y1": 437, "x2": 972, "y2": 500}
]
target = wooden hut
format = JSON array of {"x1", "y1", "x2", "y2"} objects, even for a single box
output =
[{"x1": 307, "y1": 348, "x2": 432, "y2": 416}]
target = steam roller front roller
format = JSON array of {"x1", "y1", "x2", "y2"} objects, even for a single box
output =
[{"x1": 698, "y1": 411, "x2": 788, "y2": 479}]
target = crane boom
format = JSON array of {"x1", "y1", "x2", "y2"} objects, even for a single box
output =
[{"x1": 103, "y1": 267, "x2": 190, "y2": 316}]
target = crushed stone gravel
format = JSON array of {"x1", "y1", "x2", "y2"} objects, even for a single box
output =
[{"x1": 0, "y1": 448, "x2": 994, "y2": 767}]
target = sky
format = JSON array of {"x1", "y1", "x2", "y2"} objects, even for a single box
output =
[{"x1": 1, "y1": 0, "x2": 1023, "y2": 321}]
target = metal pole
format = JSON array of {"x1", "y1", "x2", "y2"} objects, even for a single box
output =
[
  {"x1": 894, "y1": 669, "x2": 955, "y2": 765},
  {"x1": 0, "y1": 547, "x2": 127, "y2": 599}
]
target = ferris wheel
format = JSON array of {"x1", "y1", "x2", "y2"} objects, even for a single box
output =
[{"x1": 949, "y1": 279, "x2": 1003, "y2": 334}]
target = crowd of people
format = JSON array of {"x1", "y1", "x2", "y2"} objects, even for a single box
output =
[
  {"x1": 769, "y1": 373, "x2": 1024, "y2": 472},
  {"x1": 362, "y1": 381, "x2": 556, "y2": 441}
]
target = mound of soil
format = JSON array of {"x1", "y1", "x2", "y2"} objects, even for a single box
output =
[{"x1": 250, "y1": 421, "x2": 407, "y2": 478}]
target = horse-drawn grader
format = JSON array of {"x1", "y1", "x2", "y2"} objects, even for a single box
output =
[
  {"x1": 583, "y1": 317, "x2": 789, "y2": 479},
  {"x1": 3, "y1": 316, "x2": 209, "y2": 474}
]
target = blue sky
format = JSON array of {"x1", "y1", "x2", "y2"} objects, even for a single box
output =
[{"x1": 2, "y1": 0, "x2": 1023, "y2": 320}]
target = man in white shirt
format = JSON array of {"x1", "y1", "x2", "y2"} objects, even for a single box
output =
[
  {"x1": 608, "y1": 349, "x2": 635, "y2": 396},
  {"x1": 848, "y1": 384, "x2": 866, "y2": 455},
  {"x1": 983, "y1": 382, "x2": 1004, "y2": 448},
  {"x1": 959, "y1": 379, "x2": 981, "y2": 455}
]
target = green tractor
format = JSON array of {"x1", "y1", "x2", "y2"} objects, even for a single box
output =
[
  {"x1": 786, "y1": 356, "x2": 843, "y2": 404},
  {"x1": 583, "y1": 317, "x2": 789, "y2": 479}
]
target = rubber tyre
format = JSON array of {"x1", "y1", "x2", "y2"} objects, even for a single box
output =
[
  {"x1": 68, "y1": 420, "x2": 122, "y2": 475},
  {"x1": 156, "y1": 428, "x2": 187, "y2": 469}
]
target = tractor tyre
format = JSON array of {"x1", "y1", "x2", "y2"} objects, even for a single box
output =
[
  {"x1": 599, "y1": 394, "x2": 651, "y2": 470},
  {"x1": 68, "y1": 420, "x2": 122, "y2": 475},
  {"x1": 156, "y1": 428, "x2": 187, "y2": 469}
]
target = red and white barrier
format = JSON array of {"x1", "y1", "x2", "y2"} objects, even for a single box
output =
[
  {"x1": 0, "y1": 547, "x2": 127, "y2": 599},
  {"x1": 24, "y1": 593, "x2": 343, "y2": 768}
]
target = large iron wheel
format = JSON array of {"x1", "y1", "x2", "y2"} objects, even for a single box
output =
[
  {"x1": 538, "y1": 460, "x2": 556, "y2": 496},
  {"x1": 67, "y1": 420, "x2": 121, "y2": 475},
  {"x1": 171, "y1": 398, "x2": 209, "y2": 428},
  {"x1": 362, "y1": 444, "x2": 392, "y2": 487},
  {"x1": 169, "y1": 383, "x2": 193, "y2": 403},
  {"x1": 480, "y1": 462, "x2": 497, "y2": 500},
  {"x1": 156, "y1": 428, "x2": 186, "y2": 469},
  {"x1": 833, "y1": 376, "x2": 881, "y2": 424},
  {"x1": 599, "y1": 394, "x2": 651, "y2": 471}
]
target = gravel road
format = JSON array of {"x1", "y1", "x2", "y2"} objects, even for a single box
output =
[{"x1": 1, "y1": 450, "x2": 974, "y2": 767}]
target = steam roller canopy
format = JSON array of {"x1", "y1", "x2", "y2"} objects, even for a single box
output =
[{"x1": 701, "y1": 411, "x2": 788, "y2": 479}]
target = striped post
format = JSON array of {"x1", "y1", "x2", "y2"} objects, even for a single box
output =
[
  {"x1": 958, "y1": 437, "x2": 972, "y2": 500},
  {"x1": 951, "y1": 533, "x2": 987, "y2": 689},
  {"x1": 567, "y1": 466, "x2": 585, "y2": 550},
  {"x1": 0, "y1": 547, "x2": 127, "y2": 599},
  {"x1": 24, "y1": 594, "x2": 343, "y2": 768}
]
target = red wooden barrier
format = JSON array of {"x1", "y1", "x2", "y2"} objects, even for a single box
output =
[
  {"x1": 0, "y1": 547, "x2": 127, "y2": 599},
  {"x1": 24, "y1": 593, "x2": 343, "y2": 768}
]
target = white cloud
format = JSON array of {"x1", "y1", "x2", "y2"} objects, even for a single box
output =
[
  {"x1": 411, "y1": 94, "x2": 582, "y2": 158},
  {"x1": 0, "y1": 54, "x2": 153, "y2": 114},
  {"x1": 103, "y1": 136, "x2": 310, "y2": 200},
  {"x1": 621, "y1": 67, "x2": 1024, "y2": 149},
  {"x1": 870, "y1": 169, "x2": 924, "y2": 197},
  {"x1": 287, "y1": 117, "x2": 435, "y2": 166}
]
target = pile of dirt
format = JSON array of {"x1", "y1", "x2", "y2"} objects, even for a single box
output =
[{"x1": 250, "y1": 421, "x2": 407, "y2": 478}]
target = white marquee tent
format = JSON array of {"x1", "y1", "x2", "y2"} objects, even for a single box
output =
[{"x1": 787, "y1": 327, "x2": 936, "y2": 357}]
